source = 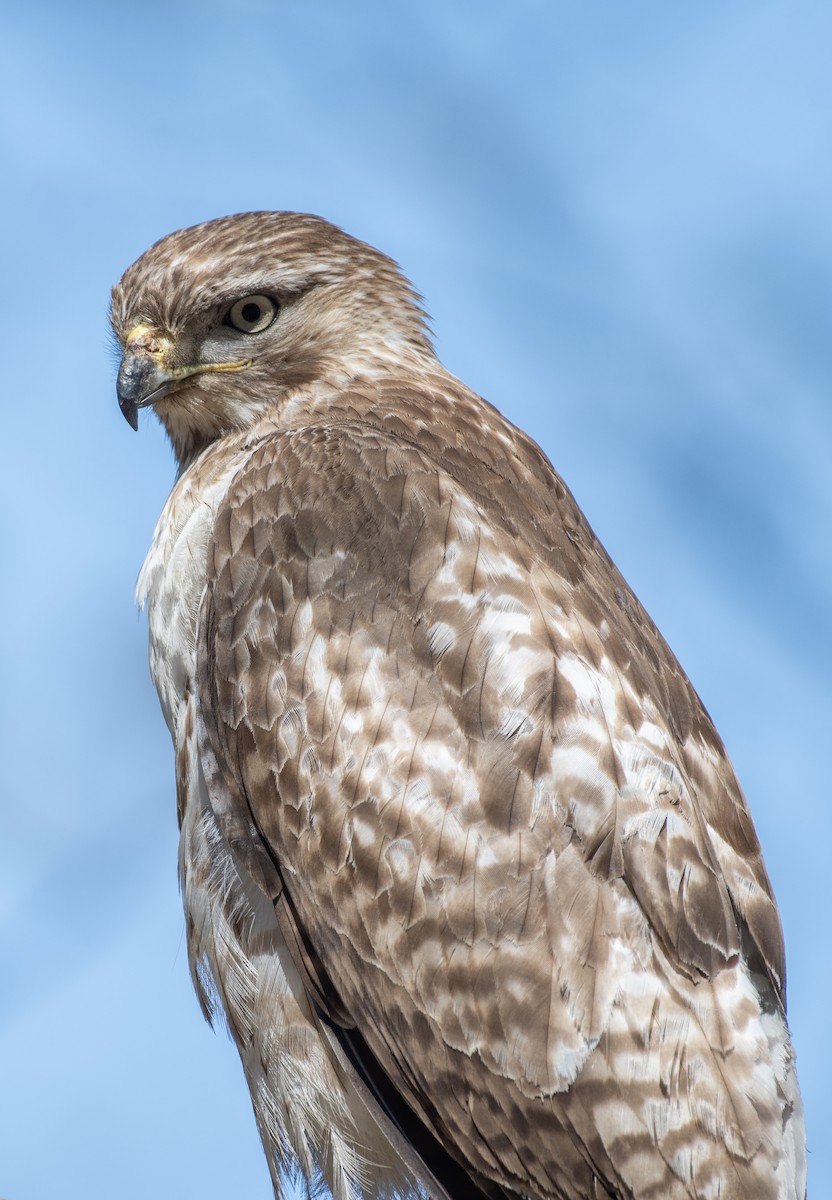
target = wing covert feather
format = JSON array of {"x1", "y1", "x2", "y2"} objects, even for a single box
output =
[{"x1": 196, "y1": 408, "x2": 787, "y2": 1197}]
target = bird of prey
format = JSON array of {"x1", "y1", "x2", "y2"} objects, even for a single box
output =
[{"x1": 112, "y1": 212, "x2": 805, "y2": 1200}]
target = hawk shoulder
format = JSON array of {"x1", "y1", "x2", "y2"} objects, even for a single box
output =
[{"x1": 193, "y1": 392, "x2": 787, "y2": 1192}]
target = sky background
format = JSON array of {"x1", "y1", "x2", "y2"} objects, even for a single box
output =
[{"x1": 1, "y1": 2, "x2": 829, "y2": 1197}]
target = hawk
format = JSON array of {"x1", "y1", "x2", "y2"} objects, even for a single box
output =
[{"x1": 112, "y1": 212, "x2": 805, "y2": 1200}]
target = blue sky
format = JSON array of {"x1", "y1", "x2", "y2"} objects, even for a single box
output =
[{"x1": 1, "y1": 2, "x2": 829, "y2": 1197}]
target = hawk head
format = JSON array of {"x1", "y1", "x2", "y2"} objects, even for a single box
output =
[{"x1": 111, "y1": 211, "x2": 432, "y2": 464}]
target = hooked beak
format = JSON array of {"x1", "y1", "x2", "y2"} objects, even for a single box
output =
[
  {"x1": 117, "y1": 324, "x2": 252, "y2": 431},
  {"x1": 117, "y1": 351, "x2": 176, "y2": 431}
]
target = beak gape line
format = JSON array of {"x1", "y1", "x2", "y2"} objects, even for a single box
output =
[{"x1": 116, "y1": 349, "x2": 252, "y2": 430}]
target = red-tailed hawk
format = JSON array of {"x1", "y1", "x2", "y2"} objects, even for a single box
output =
[{"x1": 112, "y1": 212, "x2": 805, "y2": 1200}]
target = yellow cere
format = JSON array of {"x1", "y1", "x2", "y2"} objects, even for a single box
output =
[{"x1": 125, "y1": 322, "x2": 161, "y2": 346}]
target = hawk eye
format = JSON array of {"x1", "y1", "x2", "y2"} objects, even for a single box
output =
[{"x1": 225, "y1": 294, "x2": 278, "y2": 334}]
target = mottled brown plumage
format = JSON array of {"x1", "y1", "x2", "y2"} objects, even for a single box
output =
[{"x1": 112, "y1": 212, "x2": 805, "y2": 1200}]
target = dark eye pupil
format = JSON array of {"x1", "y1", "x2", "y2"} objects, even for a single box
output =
[{"x1": 241, "y1": 302, "x2": 262, "y2": 324}]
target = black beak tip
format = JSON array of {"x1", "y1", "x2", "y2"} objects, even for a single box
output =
[{"x1": 119, "y1": 394, "x2": 140, "y2": 431}]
